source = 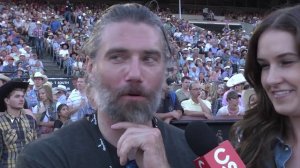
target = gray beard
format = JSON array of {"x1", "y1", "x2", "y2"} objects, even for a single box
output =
[{"x1": 89, "y1": 77, "x2": 162, "y2": 124}]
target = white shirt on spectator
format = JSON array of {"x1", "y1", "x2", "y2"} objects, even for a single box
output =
[
  {"x1": 67, "y1": 89, "x2": 88, "y2": 122},
  {"x1": 216, "y1": 105, "x2": 245, "y2": 116},
  {"x1": 59, "y1": 49, "x2": 69, "y2": 58}
]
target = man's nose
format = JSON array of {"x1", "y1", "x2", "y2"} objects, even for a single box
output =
[{"x1": 125, "y1": 57, "x2": 142, "y2": 83}]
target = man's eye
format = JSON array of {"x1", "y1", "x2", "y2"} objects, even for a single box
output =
[
  {"x1": 143, "y1": 54, "x2": 160, "y2": 64},
  {"x1": 144, "y1": 56, "x2": 156, "y2": 62},
  {"x1": 109, "y1": 55, "x2": 125, "y2": 63}
]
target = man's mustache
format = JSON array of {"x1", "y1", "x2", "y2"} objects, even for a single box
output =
[{"x1": 115, "y1": 85, "x2": 149, "y2": 98}]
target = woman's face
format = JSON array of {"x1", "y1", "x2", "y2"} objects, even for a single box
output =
[
  {"x1": 59, "y1": 105, "x2": 70, "y2": 118},
  {"x1": 38, "y1": 88, "x2": 48, "y2": 102},
  {"x1": 257, "y1": 29, "x2": 300, "y2": 116}
]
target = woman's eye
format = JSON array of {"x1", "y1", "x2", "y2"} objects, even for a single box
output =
[
  {"x1": 259, "y1": 63, "x2": 269, "y2": 70},
  {"x1": 281, "y1": 61, "x2": 294, "y2": 66}
]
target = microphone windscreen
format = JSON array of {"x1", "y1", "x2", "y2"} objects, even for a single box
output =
[{"x1": 185, "y1": 121, "x2": 219, "y2": 156}]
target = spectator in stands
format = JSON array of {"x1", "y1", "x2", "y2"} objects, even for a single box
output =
[
  {"x1": 53, "y1": 104, "x2": 71, "y2": 131},
  {"x1": 32, "y1": 85, "x2": 57, "y2": 137},
  {"x1": 0, "y1": 81, "x2": 37, "y2": 168},
  {"x1": 175, "y1": 76, "x2": 191, "y2": 103},
  {"x1": 58, "y1": 43, "x2": 70, "y2": 69},
  {"x1": 27, "y1": 19, "x2": 37, "y2": 47},
  {"x1": 198, "y1": 71, "x2": 207, "y2": 83},
  {"x1": 2, "y1": 56, "x2": 16, "y2": 77},
  {"x1": 181, "y1": 81, "x2": 212, "y2": 118},
  {"x1": 221, "y1": 65, "x2": 232, "y2": 79},
  {"x1": 12, "y1": 68, "x2": 27, "y2": 80},
  {"x1": 189, "y1": 65, "x2": 199, "y2": 81},
  {"x1": 55, "y1": 84, "x2": 68, "y2": 104},
  {"x1": 16, "y1": 54, "x2": 29, "y2": 70},
  {"x1": 230, "y1": 5, "x2": 300, "y2": 168},
  {"x1": 173, "y1": 29, "x2": 182, "y2": 42},
  {"x1": 211, "y1": 83, "x2": 225, "y2": 115},
  {"x1": 156, "y1": 78, "x2": 183, "y2": 123},
  {"x1": 26, "y1": 72, "x2": 47, "y2": 109},
  {"x1": 71, "y1": 75, "x2": 78, "y2": 90},
  {"x1": 222, "y1": 73, "x2": 246, "y2": 107},
  {"x1": 17, "y1": 4, "x2": 196, "y2": 168},
  {"x1": 217, "y1": 90, "x2": 245, "y2": 116},
  {"x1": 0, "y1": 74, "x2": 10, "y2": 87},
  {"x1": 71, "y1": 52, "x2": 83, "y2": 76},
  {"x1": 167, "y1": 65, "x2": 181, "y2": 84},
  {"x1": 9, "y1": 44, "x2": 21, "y2": 61},
  {"x1": 28, "y1": 53, "x2": 44, "y2": 73},
  {"x1": 33, "y1": 21, "x2": 45, "y2": 58},
  {"x1": 50, "y1": 16, "x2": 61, "y2": 33},
  {"x1": 67, "y1": 74, "x2": 87, "y2": 122}
]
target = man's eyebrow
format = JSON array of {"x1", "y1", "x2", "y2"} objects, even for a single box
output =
[
  {"x1": 143, "y1": 49, "x2": 162, "y2": 56},
  {"x1": 106, "y1": 48, "x2": 128, "y2": 54},
  {"x1": 104, "y1": 48, "x2": 162, "y2": 56}
]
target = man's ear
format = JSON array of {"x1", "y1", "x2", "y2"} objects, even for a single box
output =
[
  {"x1": 4, "y1": 97, "x2": 9, "y2": 105},
  {"x1": 86, "y1": 56, "x2": 93, "y2": 73}
]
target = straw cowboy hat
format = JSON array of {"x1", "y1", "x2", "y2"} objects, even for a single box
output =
[
  {"x1": 33, "y1": 72, "x2": 47, "y2": 81},
  {"x1": 0, "y1": 81, "x2": 29, "y2": 112}
]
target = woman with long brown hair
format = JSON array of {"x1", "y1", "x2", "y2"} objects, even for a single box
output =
[
  {"x1": 231, "y1": 5, "x2": 300, "y2": 168},
  {"x1": 32, "y1": 85, "x2": 57, "y2": 137}
]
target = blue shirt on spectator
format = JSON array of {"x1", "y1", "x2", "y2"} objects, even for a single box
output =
[
  {"x1": 50, "y1": 20, "x2": 61, "y2": 33},
  {"x1": 26, "y1": 89, "x2": 39, "y2": 109}
]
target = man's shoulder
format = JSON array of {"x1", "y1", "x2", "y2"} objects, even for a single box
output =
[
  {"x1": 29, "y1": 119, "x2": 94, "y2": 146},
  {"x1": 181, "y1": 98, "x2": 192, "y2": 104},
  {"x1": 67, "y1": 89, "x2": 80, "y2": 100},
  {"x1": 69, "y1": 89, "x2": 80, "y2": 96},
  {"x1": 158, "y1": 120, "x2": 197, "y2": 167},
  {"x1": 217, "y1": 106, "x2": 227, "y2": 115},
  {"x1": 0, "y1": 114, "x2": 8, "y2": 124},
  {"x1": 175, "y1": 88, "x2": 182, "y2": 94},
  {"x1": 17, "y1": 119, "x2": 102, "y2": 167}
]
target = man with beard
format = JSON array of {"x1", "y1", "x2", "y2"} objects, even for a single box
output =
[{"x1": 17, "y1": 4, "x2": 196, "y2": 168}]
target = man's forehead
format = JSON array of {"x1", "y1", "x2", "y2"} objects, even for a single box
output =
[
  {"x1": 99, "y1": 22, "x2": 164, "y2": 54},
  {"x1": 8, "y1": 89, "x2": 25, "y2": 97}
]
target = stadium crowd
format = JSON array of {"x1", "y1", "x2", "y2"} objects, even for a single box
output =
[{"x1": 0, "y1": 0, "x2": 261, "y2": 121}]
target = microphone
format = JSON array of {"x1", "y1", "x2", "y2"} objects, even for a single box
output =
[{"x1": 185, "y1": 121, "x2": 245, "y2": 168}]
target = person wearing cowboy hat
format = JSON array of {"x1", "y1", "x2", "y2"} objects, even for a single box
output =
[
  {"x1": 222, "y1": 73, "x2": 247, "y2": 108},
  {"x1": 55, "y1": 84, "x2": 68, "y2": 104},
  {"x1": 58, "y1": 42, "x2": 70, "y2": 69},
  {"x1": 0, "y1": 74, "x2": 10, "y2": 87},
  {"x1": 0, "y1": 81, "x2": 37, "y2": 167},
  {"x1": 25, "y1": 72, "x2": 47, "y2": 109}
]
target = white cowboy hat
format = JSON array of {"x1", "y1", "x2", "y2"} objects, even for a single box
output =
[
  {"x1": 226, "y1": 73, "x2": 246, "y2": 87},
  {"x1": 33, "y1": 72, "x2": 47, "y2": 81},
  {"x1": 52, "y1": 88, "x2": 59, "y2": 94},
  {"x1": 56, "y1": 84, "x2": 67, "y2": 92}
]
